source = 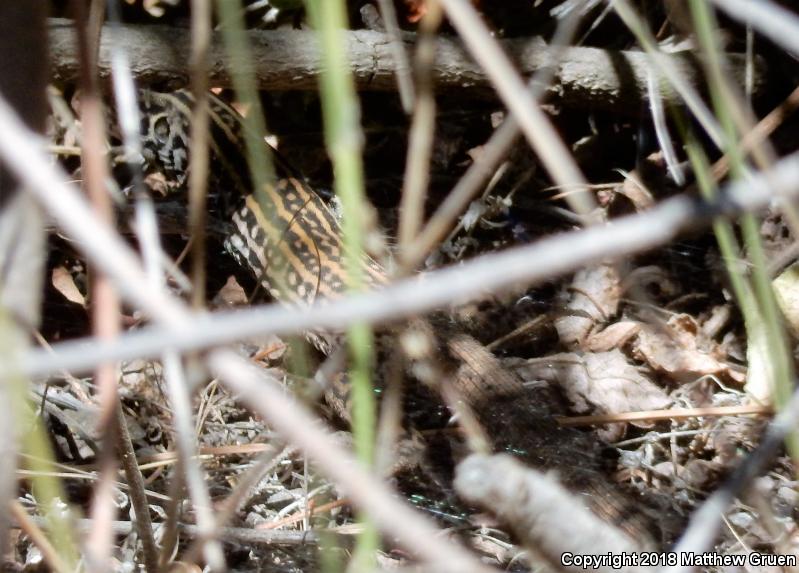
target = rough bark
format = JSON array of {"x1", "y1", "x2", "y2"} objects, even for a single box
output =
[{"x1": 48, "y1": 18, "x2": 763, "y2": 114}]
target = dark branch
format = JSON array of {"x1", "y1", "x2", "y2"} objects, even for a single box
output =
[{"x1": 48, "y1": 18, "x2": 763, "y2": 114}]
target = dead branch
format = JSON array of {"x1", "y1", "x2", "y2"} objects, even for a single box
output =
[
  {"x1": 455, "y1": 454, "x2": 645, "y2": 573},
  {"x1": 47, "y1": 18, "x2": 762, "y2": 114}
]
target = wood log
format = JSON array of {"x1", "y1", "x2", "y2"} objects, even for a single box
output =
[{"x1": 48, "y1": 18, "x2": 764, "y2": 114}]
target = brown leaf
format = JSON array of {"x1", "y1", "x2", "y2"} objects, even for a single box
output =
[
  {"x1": 584, "y1": 321, "x2": 641, "y2": 352},
  {"x1": 633, "y1": 314, "x2": 735, "y2": 384},
  {"x1": 617, "y1": 169, "x2": 655, "y2": 210},
  {"x1": 515, "y1": 350, "x2": 671, "y2": 435},
  {"x1": 212, "y1": 275, "x2": 248, "y2": 308},
  {"x1": 403, "y1": 0, "x2": 427, "y2": 23},
  {"x1": 555, "y1": 263, "x2": 621, "y2": 348},
  {"x1": 51, "y1": 265, "x2": 86, "y2": 307}
]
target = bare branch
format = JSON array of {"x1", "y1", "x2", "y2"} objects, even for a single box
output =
[{"x1": 455, "y1": 454, "x2": 644, "y2": 573}]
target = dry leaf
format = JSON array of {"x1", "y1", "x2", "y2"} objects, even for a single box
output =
[
  {"x1": 584, "y1": 320, "x2": 641, "y2": 352},
  {"x1": 213, "y1": 275, "x2": 248, "y2": 308},
  {"x1": 633, "y1": 314, "x2": 740, "y2": 384},
  {"x1": 774, "y1": 261, "x2": 799, "y2": 337},
  {"x1": 515, "y1": 349, "x2": 671, "y2": 436},
  {"x1": 51, "y1": 265, "x2": 86, "y2": 307},
  {"x1": 403, "y1": 0, "x2": 427, "y2": 22},
  {"x1": 743, "y1": 317, "x2": 772, "y2": 402},
  {"x1": 617, "y1": 168, "x2": 655, "y2": 210},
  {"x1": 555, "y1": 263, "x2": 621, "y2": 348}
]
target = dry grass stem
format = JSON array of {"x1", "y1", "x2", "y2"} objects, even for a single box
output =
[
  {"x1": 397, "y1": 2, "x2": 441, "y2": 253},
  {"x1": 375, "y1": 0, "x2": 415, "y2": 112},
  {"x1": 9, "y1": 500, "x2": 71, "y2": 573},
  {"x1": 162, "y1": 351, "x2": 226, "y2": 569},
  {"x1": 401, "y1": 11, "x2": 584, "y2": 269},
  {"x1": 711, "y1": 0, "x2": 799, "y2": 55},
  {"x1": 188, "y1": 0, "x2": 212, "y2": 308},
  {"x1": 438, "y1": 0, "x2": 595, "y2": 219},
  {"x1": 558, "y1": 403, "x2": 773, "y2": 427}
]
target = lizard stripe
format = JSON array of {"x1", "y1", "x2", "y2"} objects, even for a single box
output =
[{"x1": 138, "y1": 88, "x2": 386, "y2": 306}]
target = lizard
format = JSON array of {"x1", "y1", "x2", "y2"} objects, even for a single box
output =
[{"x1": 129, "y1": 89, "x2": 677, "y2": 546}]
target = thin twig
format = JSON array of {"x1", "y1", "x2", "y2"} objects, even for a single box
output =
[
  {"x1": 400, "y1": 9, "x2": 585, "y2": 270},
  {"x1": 258, "y1": 498, "x2": 350, "y2": 530},
  {"x1": 189, "y1": 0, "x2": 212, "y2": 308},
  {"x1": 115, "y1": 402, "x2": 162, "y2": 571},
  {"x1": 17, "y1": 454, "x2": 171, "y2": 503},
  {"x1": 70, "y1": 3, "x2": 125, "y2": 569},
  {"x1": 375, "y1": 0, "x2": 415, "y2": 112},
  {"x1": 438, "y1": 0, "x2": 595, "y2": 219},
  {"x1": 397, "y1": 1, "x2": 442, "y2": 254},
  {"x1": 557, "y1": 403, "x2": 772, "y2": 427},
  {"x1": 9, "y1": 500, "x2": 71, "y2": 573}
]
